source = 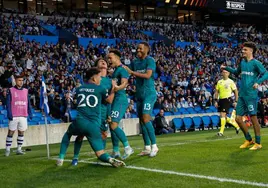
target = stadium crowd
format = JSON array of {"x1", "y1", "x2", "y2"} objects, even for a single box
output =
[{"x1": 0, "y1": 13, "x2": 267, "y2": 123}]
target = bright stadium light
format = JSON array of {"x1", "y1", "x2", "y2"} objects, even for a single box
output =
[
  {"x1": 102, "y1": 1, "x2": 112, "y2": 4},
  {"x1": 176, "y1": 0, "x2": 181, "y2": 4},
  {"x1": 87, "y1": 2, "x2": 93, "y2": 5},
  {"x1": 147, "y1": 7, "x2": 155, "y2": 10},
  {"x1": 165, "y1": 0, "x2": 171, "y2": 3},
  {"x1": 184, "y1": 0, "x2": 189, "y2": 5}
]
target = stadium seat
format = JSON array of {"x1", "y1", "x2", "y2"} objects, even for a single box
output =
[
  {"x1": 194, "y1": 106, "x2": 202, "y2": 113},
  {"x1": 205, "y1": 109, "x2": 213, "y2": 113},
  {"x1": 182, "y1": 117, "x2": 193, "y2": 130},
  {"x1": 33, "y1": 113, "x2": 43, "y2": 117},
  {"x1": 49, "y1": 119, "x2": 61, "y2": 124},
  {"x1": 209, "y1": 106, "x2": 217, "y2": 112},
  {"x1": 131, "y1": 114, "x2": 138, "y2": 118},
  {"x1": 178, "y1": 108, "x2": 187, "y2": 113},
  {"x1": 31, "y1": 117, "x2": 42, "y2": 122},
  {"x1": 202, "y1": 116, "x2": 212, "y2": 128},
  {"x1": 172, "y1": 118, "x2": 183, "y2": 130},
  {"x1": 173, "y1": 111, "x2": 181, "y2": 115},
  {"x1": 28, "y1": 121, "x2": 38, "y2": 126},
  {"x1": 192, "y1": 116, "x2": 202, "y2": 129},
  {"x1": 211, "y1": 115, "x2": 220, "y2": 128},
  {"x1": 1, "y1": 110, "x2": 7, "y2": 117},
  {"x1": 69, "y1": 110, "x2": 77, "y2": 121},
  {"x1": 39, "y1": 121, "x2": 46, "y2": 125},
  {"x1": 0, "y1": 114, "x2": 4, "y2": 123},
  {"x1": 3, "y1": 119, "x2": 9, "y2": 124},
  {"x1": 164, "y1": 112, "x2": 173, "y2": 116},
  {"x1": 0, "y1": 105, "x2": 4, "y2": 110},
  {"x1": 187, "y1": 108, "x2": 196, "y2": 114},
  {"x1": 153, "y1": 109, "x2": 160, "y2": 116}
]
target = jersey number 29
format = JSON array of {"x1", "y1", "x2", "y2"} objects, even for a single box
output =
[{"x1": 77, "y1": 94, "x2": 98, "y2": 108}]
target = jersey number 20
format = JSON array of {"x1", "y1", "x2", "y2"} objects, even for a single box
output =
[{"x1": 77, "y1": 94, "x2": 98, "y2": 108}]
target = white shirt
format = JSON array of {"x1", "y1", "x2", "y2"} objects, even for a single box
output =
[{"x1": 26, "y1": 59, "x2": 33, "y2": 69}]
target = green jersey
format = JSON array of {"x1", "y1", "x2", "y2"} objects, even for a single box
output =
[
  {"x1": 76, "y1": 83, "x2": 108, "y2": 125},
  {"x1": 226, "y1": 59, "x2": 268, "y2": 98},
  {"x1": 131, "y1": 56, "x2": 157, "y2": 98},
  {"x1": 111, "y1": 65, "x2": 129, "y2": 99},
  {"x1": 100, "y1": 76, "x2": 112, "y2": 122}
]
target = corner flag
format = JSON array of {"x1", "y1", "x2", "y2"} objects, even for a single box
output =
[{"x1": 40, "y1": 76, "x2": 50, "y2": 116}]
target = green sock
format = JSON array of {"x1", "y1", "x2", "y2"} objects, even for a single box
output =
[
  {"x1": 103, "y1": 138, "x2": 107, "y2": 149},
  {"x1": 98, "y1": 153, "x2": 110, "y2": 163},
  {"x1": 73, "y1": 136, "x2": 83, "y2": 159},
  {"x1": 113, "y1": 127, "x2": 129, "y2": 147},
  {"x1": 141, "y1": 123, "x2": 151, "y2": 146},
  {"x1": 255, "y1": 136, "x2": 261, "y2": 144},
  {"x1": 145, "y1": 121, "x2": 156, "y2": 145},
  {"x1": 111, "y1": 130, "x2": 120, "y2": 152},
  {"x1": 59, "y1": 132, "x2": 72, "y2": 159},
  {"x1": 244, "y1": 132, "x2": 252, "y2": 141}
]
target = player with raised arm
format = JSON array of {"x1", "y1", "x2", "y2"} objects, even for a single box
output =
[
  {"x1": 214, "y1": 69, "x2": 240, "y2": 136},
  {"x1": 123, "y1": 42, "x2": 159, "y2": 157},
  {"x1": 56, "y1": 68, "x2": 125, "y2": 167},
  {"x1": 221, "y1": 42, "x2": 268, "y2": 150},
  {"x1": 107, "y1": 49, "x2": 134, "y2": 160}
]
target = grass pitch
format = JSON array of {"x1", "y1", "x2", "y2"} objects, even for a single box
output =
[{"x1": 1, "y1": 128, "x2": 268, "y2": 188}]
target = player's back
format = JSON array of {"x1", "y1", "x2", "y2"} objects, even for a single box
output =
[
  {"x1": 76, "y1": 83, "x2": 106, "y2": 125},
  {"x1": 132, "y1": 56, "x2": 156, "y2": 97}
]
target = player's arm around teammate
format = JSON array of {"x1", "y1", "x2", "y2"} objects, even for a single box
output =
[{"x1": 123, "y1": 42, "x2": 158, "y2": 157}]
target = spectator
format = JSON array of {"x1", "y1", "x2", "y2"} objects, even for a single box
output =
[
  {"x1": 154, "y1": 109, "x2": 174, "y2": 135},
  {"x1": 124, "y1": 108, "x2": 132, "y2": 119}
]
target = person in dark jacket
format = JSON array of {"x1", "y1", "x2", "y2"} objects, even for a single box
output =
[{"x1": 154, "y1": 109, "x2": 174, "y2": 135}]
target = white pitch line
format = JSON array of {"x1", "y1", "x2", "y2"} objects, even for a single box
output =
[{"x1": 52, "y1": 159, "x2": 268, "y2": 187}]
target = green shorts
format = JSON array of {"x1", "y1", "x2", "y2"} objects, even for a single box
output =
[
  {"x1": 67, "y1": 117, "x2": 104, "y2": 152},
  {"x1": 236, "y1": 97, "x2": 258, "y2": 116},
  {"x1": 111, "y1": 98, "x2": 128, "y2": 123},
  {"x1": 137, "y1": 94, "x2": 157, "y2": 117}
]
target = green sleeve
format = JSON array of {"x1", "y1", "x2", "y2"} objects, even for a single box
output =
[
  {"x1": 225, "y1": 64, "x2": 241, "y2": 77},
  {"x1": 147, "y1": 58, "x2": 156, "y2": 71},
  {"x1": 120, "y1": 67, "x2": 129, "y2": 79},
  {"x1": 255, "y1": 61, "x2": 268, "y2": 84}
]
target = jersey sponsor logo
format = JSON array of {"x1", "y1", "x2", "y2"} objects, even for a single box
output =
[
  {"x1": 136, "y1": 69, "x2": 146, "y2": 73},
  {"x1": 79, "y1": 88, "x2": 95, "y2": 93},
  {"x1": 15, "y1": 101, "x2": 26, "y2": 106},
  {"x1": 241, "y1": 71, "x2": 254, "y2": 76}
]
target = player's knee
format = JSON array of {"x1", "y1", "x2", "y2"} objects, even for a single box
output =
[
  {"x1": 8, "y1": 130, "x2": 15, "y2": 136},
  {"x1": 110, "y1": 122, "x2": 118, "y2": 130},
  {"x1": 18, "y1": 130, "x2": 24, "y2": 135},
  {"x1": 220, "y1": 112, "x2": 226, "y2": 118},
  {"x1": 235, "y1": 116, "x2": 243, "y2": 123},
  {"x1": 142, "y1": 114, "x2": 151, "y2": 123}
]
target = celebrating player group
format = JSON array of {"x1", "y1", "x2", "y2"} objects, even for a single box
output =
[{"x1": 56, "y1": 41, "x2": 268, "y2": 168}]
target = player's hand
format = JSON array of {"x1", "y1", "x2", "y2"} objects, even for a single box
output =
[
  {"x1": 220, "y1": 65, "x2": 226, "y2": 70},
  {"x1": 122, "y1": 65, "x2": 133, "y2": 75},
  {"x1": 114, "y1": 85, "x2": 120, "y2": 92},
  {"x1": 107, "y1": 116, "x2": 112, "y2": 123},
  {"x1": 253, "y1": 83, "x2": 259, "y2": 89}
]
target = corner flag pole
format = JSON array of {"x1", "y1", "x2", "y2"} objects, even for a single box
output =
[{"x1": 44, "y1": 112, "x2": 50, "y2": 159}]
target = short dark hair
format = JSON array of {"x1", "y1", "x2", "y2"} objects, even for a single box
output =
[
  {"x1": 94, "y1": 57, "x2": 107, "y2": 67},
  {"x1": 243, "y1": 42, "x2": 257, "y2": 54},
  {"x1": 15, "y1": 74, "x2": 24, "y2": 79},
  {"x1": 139, "y1": 41, "x2": 150, "y2": 53},
  {"x1": 109, "y1": 49, "x2": 121, "y2": 58},
  {"x1": 85, "y1": 67, "x2": 100, "y2": 80}
]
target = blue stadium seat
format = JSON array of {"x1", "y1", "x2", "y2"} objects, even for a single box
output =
[
  {"x1": 202, "y1": 116, "x2": 212, "y2": 128},
  {"x1": 211, "y1": 115, "x2": 220, "y2": 128},
  {"x1": 28, "y1": 121, "x2": 38, "y2": 126},
  {"x1": 39, "y1": 121, "x2": 46, "y2": 125},
  {"x1": 49, "y1": 119, "x2": 61, "y2": 124},
  {"x1": 205, "y1": 109, "x2": 213, "y2": 113},
  {"x1": 178, "y1": 108, "x2": 187, "y2": 113},
  {"x1": 172, "y1": 118, "x2": 183, "y2": 129},
  {"x1": 181, "y1": 111, "x2": 190, "y2": 115},
  {"x1": 31, "y1": 117, "x2": 42, "y2": 122},
  {"x1": 131, "y1": 114, "x2": 138, "y2": 118},
  {"x1": 3, "y1": 119, "x2": 9, "y2": 124},
  {"x1": 194, "y1": 106, "x2": 202, "y2": 112},
  {"x1": 182, "y1": 117, "x2": 193, "y2": 130},
  {"x1": 0, "y1": 114, "x2": 4, "y2": 122},
  {"x1": 209, "y1": 106, "x2": 217, "y2": 112},
  {"x1": 153, "y1": 109, "x2": 160, "y2": 116},
  {"x1": 1, "y1": 110, "x2": 7, "y2": 117},
  {"x1": 69, "y1": 110, "x2": 77, "y2": 121},
  {"x1": 164, "y1": 112, "x2": 173, "y2": 116},
  {"x1": 173, "y1": 111, "x2": 181, "y2": 115},
  {"x1": 33, "y1": 113, "x2": 42, "y2": 117},
  {"x1": 192, "y1": 116, "x2": 202, "y2": 129},
  {"x1": 187, "y1": 108, "x2": 196, "y2": 114},
  {"x1": 0, "y1": 106, "x2": 4, "y2": 110}
]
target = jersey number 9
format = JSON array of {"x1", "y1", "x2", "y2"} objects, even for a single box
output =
[{"x1": 77, "y1": 94, "x2": 98, "y2": 108}]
